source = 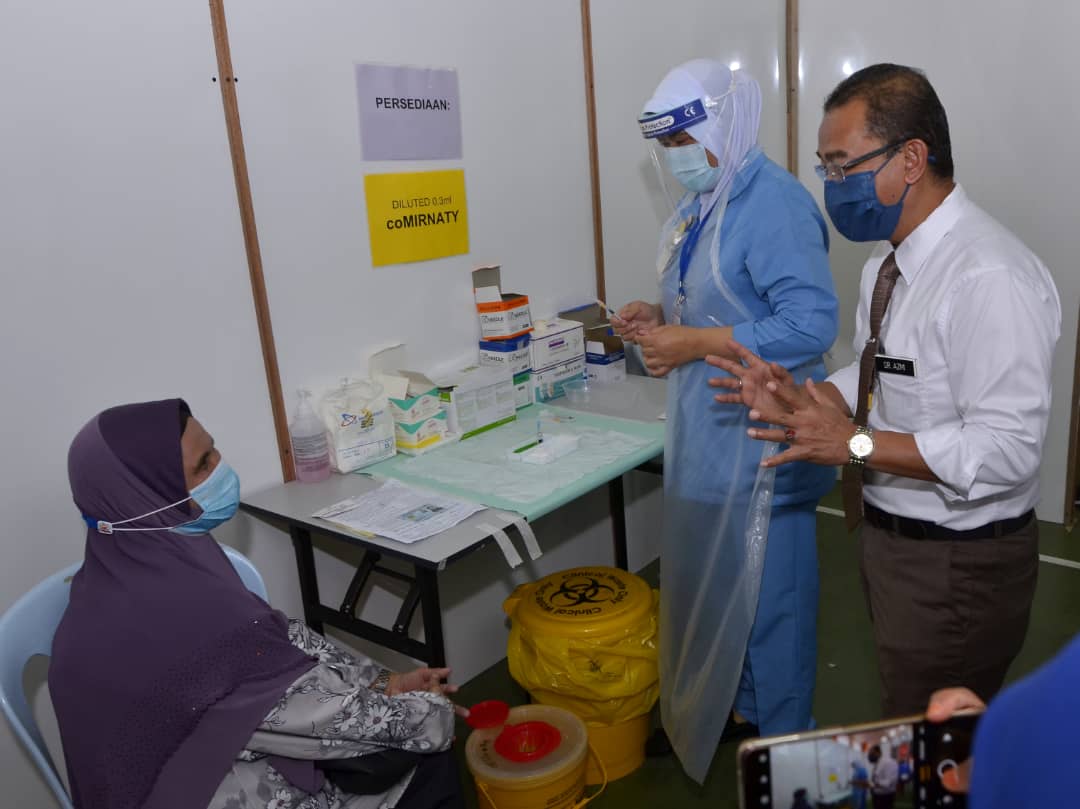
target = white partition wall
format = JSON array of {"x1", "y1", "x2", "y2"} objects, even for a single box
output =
[
  {"x1": 0, "y1": 3, "x2": 283, "y2": 805},
  {"x1": 589, "y1": 0, "x2": 788, "y2": 310},
  {"x1": 798, "y1": 1, "x2": 1080, "y2": 521}
]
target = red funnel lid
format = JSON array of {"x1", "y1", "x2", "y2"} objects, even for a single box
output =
[
  {"x1": 466, "y1": 700, "x2": 510, "y2": 730},
  {"x1": 494, "y1": 721, "x2": 563, "y2": 763}
]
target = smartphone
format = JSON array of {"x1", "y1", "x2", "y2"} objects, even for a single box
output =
[{"x1": 737, "y1": 712, "x2": 980, "y2": 809}]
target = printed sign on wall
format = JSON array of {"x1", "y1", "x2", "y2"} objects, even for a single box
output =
[
  {"x1": 356, "y1": 64, "x2": 462, "y2": 160},
  {"x1": 364, "y1": 169, "x2": 469, "y2": 266}
]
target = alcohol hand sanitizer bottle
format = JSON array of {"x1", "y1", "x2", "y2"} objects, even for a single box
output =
[{"x1": 290, "y1": 389, "x2": 331, "y2": 482}]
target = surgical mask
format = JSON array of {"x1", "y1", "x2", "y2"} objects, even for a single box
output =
[
  {"x1": 83, "y1": 460, "x2": 241, "y2": 535},
  {"x1": 172, "y1": 461, "x2": 241, "y2": 535},
  {"x1": 824, "y1": 158, "x2": 910, "y2": 242},
  {"x1": 664, "y1": 143, "x2": 723, "y2": 193}
]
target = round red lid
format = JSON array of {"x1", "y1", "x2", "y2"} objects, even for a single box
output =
[
  {"x1": 493, "y1": 721, "x2": 562, "y2": 763},
  {"x1": 466, "y1": 700, "x2": 510, "y2": 730}
]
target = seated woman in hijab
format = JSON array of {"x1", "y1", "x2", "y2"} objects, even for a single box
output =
[{"x1": 49, "y1": 398, "x2": 466, "y2": 809}]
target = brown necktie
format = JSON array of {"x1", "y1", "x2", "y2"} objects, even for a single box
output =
[{"x1": 842, "y1": 251, "x2": 901, "y2": 531}]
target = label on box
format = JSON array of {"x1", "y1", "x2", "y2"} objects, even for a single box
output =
[
  {"x1": 512, "y1": 370, "x2": 533, "y2": 409},
  {"x1": 479, "y1": 303, "x2": 532, "y2": 340},
  {"x1": 479, "y1": 335, "x2": 531, "y2": 376},
  {"x1": 534, "y1": 356, "x2": 586, "y2": 402},
  {"x1": 530, "y1": 319, "x2": 585, "y2": 370},
  {"x1": 586, "y1": 356, "x2": 626, "y2": 384}
]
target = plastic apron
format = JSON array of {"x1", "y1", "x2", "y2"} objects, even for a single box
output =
[{"x1": 656, "y1": 182, "x2": 780, "y2": 784}]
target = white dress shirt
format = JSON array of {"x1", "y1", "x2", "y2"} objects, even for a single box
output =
[
  {"x1": 871, "y1": 756, "x2": 899, "y2": 794},
  {"x1": 828, "y1": 185, "x2": 1061, "y2": 529}
]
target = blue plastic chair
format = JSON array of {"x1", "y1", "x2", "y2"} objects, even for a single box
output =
[{"x1": 0, "y1": 545, "x2": 267, "y2": 808}]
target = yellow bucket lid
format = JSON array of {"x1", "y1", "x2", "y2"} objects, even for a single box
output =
[{"x1": 504, "y1": 567, "x2": 654, "y2": 637}]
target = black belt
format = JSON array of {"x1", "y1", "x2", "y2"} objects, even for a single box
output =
[{"x1": 863, "y1": 502, "x2": 1034, "y2": 541}]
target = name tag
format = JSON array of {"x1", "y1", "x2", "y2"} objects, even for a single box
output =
[{"x1": 875, "y1": 354, "x2": 916, "y2": 377}]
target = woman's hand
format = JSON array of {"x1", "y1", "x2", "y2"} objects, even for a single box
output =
[
  {"x1": 926, "y1": 687, "x2": 985, "y2": 794},
  {"x1": 636, "y1": 325, "x2": 702, "y2": 377},
  {"x1": 386, "y1": 667, "x2": 469, "y2": 718},
  {"x1": 613, "y1": 300, "x2": 663, "y2": 344}
]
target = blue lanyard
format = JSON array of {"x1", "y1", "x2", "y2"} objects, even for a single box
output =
[{"x1": 677, "y1": 200, "x2": 715, "y2": 295}]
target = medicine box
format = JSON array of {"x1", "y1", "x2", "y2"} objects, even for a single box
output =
[
  {"x1": 473, "y1": 266, "x2": 532, "y2": 340},
  {"x1": 529, "y1": 318, "x2": 585, "y2": 372},
  {"x1": 559, "y1": 302, "x2": 626, "y2": 384},
  {"x1": 436, "y1": 364, "x2": 517, "y2": 440},
  {"x1": 586, "y1": 337, "x2": 626, "y2": 384},
  {"x1": 534, "y1": 355, "x2": 587, "y2": 402},
  {"x1": 479, "y1": 334, "x2": 533, "y2": 409}
]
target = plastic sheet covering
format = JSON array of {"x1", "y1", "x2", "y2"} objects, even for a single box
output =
[
  {"x1": 504, "y1": 572, "x2": 660, "y2": 726},
  {"x1": 395, "y1": 412, "x2": 653, "y2": 505}
]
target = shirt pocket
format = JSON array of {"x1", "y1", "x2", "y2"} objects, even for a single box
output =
[{"x1": 872, "y1": 347, "x2": 927, "y2": 432}]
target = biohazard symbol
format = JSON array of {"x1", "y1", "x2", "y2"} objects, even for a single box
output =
[{"x1": 548, "y1": 577, "x2": 617, "y2": 607}]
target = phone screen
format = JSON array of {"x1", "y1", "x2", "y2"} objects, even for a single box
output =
[{"x1": 738, "y1": 714, "x2": 979, "y2": 809}]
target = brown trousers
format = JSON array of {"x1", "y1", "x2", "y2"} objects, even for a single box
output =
[{"x1": 858, "y1": 515, "x2": 1039, "y2": 716}]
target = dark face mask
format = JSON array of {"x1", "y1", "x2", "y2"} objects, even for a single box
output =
[{"x1": 824, "y1": 151, "x2": 910, "y2": 243}]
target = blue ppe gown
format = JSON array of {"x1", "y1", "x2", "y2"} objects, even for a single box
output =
[{"x1": 657, "y1": 148, "x2": 838, "y2": 777}]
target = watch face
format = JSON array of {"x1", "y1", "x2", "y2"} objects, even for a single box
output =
[{"x1": 850, "y1": 432, "x2": 874, "y2": 458}]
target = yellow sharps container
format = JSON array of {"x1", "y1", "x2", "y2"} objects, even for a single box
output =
[{"x1": 503, "y1": 566, "x2": 659, "y2": 784}]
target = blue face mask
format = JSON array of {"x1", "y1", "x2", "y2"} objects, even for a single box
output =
[
  {"x1": 824, "y1": 158, "x2": 910, "y2": 242},
  {"x1": 665, "y1": 143, "x2": 722, "y2": 193},
  {"x1": 172, "y1": 461, "x2": 241, "y2": 535}
]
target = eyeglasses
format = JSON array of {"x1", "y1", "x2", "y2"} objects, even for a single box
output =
[{"x1": 814, "y1": 139, "x2": 907, "y2": 183}]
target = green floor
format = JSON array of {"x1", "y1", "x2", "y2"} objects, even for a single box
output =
[{"x1": 451, "y1": 494, "x2": 1079, "y2": 808}]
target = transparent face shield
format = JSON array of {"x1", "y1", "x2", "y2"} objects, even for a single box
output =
[{"x1": 639, "y1": 91, "x2": 735, "y2": 217}]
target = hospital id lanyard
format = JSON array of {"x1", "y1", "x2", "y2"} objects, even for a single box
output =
[{"x1": 671, "y1": 202, "x2": 714, "y2": 324}]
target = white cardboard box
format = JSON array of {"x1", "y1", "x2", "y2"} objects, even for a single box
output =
[
  {"x1": 585, "y1": 338, "x2": 627, "y2": 384},
  {"x1": 533, "y1": 355, "x2": 586, "y2": 402},
  {"x1": 436, "y1": 365, "x2": 517, "y2": 440},
  {"x1": 529, "y1": 318, "x2": 585, "y2": 372},
  {"x1": 473, "y1": 266, "x2": 532, "y2": 340}
]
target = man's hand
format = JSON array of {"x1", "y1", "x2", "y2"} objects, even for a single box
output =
[
  {"x1": 706, "y1": 339, "x2": 807, "y2": 413},
  {"x1": 926, "y1": 688, "x2": 985, "y2": 793},
  {"x1": 636, "y1": 325, "x2": 703, "y2": 377},
  {"x1": 613, "y1": 300, "x2": 663, "y2": 344}
]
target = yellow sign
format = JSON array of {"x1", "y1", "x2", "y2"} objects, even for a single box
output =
[{"x1": 364, "y1": 169, "x2": 469, "y2": 266}]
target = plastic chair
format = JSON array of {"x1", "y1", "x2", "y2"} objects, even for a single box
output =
[{"x1": 0, "y1": 545, "x2": 267, "y2": 808}]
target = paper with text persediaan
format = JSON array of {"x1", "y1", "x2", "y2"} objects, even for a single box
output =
[{"x1": 312, "y1": 478, "x2": 485, "y2": 544}]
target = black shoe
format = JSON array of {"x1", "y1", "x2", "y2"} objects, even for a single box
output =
[
  {"x1": 645, "y1": 727, "x2": 673, "y2": 757},
  {"x1": 719, "y1": 712, "x2": 759, "y2": 744}
]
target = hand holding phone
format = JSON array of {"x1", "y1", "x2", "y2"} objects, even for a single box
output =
[{"x1": 738, "y1": 710, "x2": 982, "y2": 809}]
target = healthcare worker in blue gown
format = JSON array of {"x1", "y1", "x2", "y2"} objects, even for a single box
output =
[{"x1": 614, "y1": 59, "x2": 838, "y2": 782}]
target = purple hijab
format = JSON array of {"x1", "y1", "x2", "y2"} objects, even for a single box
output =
[{"x1": 49, "y1": 400, "x2": 318, "y2": 809}]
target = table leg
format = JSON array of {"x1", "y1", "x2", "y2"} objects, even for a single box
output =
[
  {"x1": 609, "y1": 475, "x2": 629, "y2": 570},
  {"x1": 416, "y1": 566, "x2": 446, "y2": 667},
  {"x1": 289, "y1": 525, "x2": 324, "y2": 633}
]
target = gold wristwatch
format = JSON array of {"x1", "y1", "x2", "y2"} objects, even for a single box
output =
[{"x1": 848, "y1": 426, "x2": 875, "y2": 466}]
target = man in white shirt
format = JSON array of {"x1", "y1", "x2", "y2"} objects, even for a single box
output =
[
  {"x1": 707, "y1": 63, "x2": 1061, "y2": 716},
  {"x1": 868, "y1": 746, "x2": 899, "y2": 809}
]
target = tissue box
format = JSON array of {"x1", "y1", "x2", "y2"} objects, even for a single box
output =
[
  {"x1": 473, "y1": 266, "x2": 532, "y2": 340},
  {"x1": 436, "y1": 365, "x2": 517, "y2": 440},
  {"x1": 378, "y1": 370, "x2": 453, "y2": 455},
  {"x1": 529, "y1": 318, "x2": 585, "y2": 371},
  {"x1": 479, "y1": 334, "x2": 533, "y2": 409},
  {"x1": 394, "y1": 410, "x2": 450, "y2": 455},
  {"x1": 534, "y1": 356, "x2": 587, "y2": 402}
]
